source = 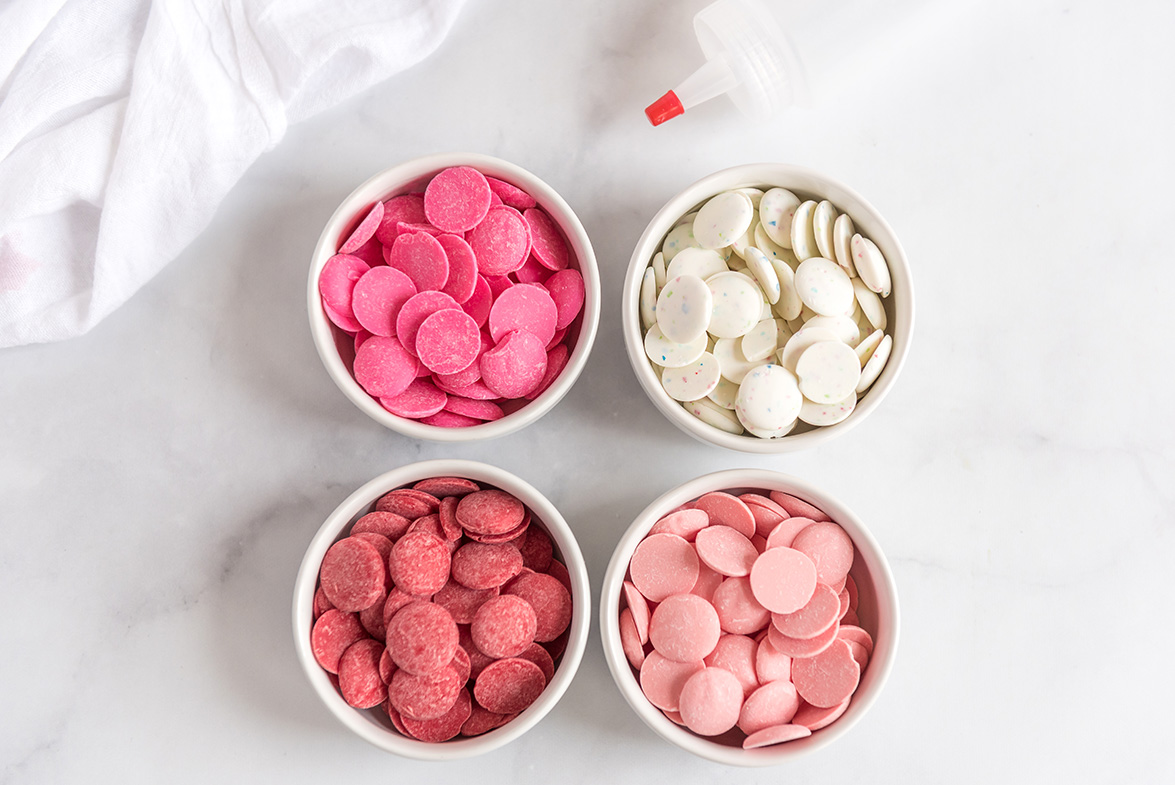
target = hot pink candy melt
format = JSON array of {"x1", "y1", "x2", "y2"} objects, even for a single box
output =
[
  {"x1": 312, "y1": 477, "x2": 574, "y2": 741},
  {"x1": 318, "y1": 166, "x2": 585, "y2": 428},
  {"x1": 620, "y1": 487, "x2": 875, "y2": 750}
]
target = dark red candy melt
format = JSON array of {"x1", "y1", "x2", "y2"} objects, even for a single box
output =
[
  {"x1": 319, "y1": 537, "x2": 387, "y2": 612},
  {"x1": 338, "y1": 639, "x2": 387, "y2": 708},
  {"x1": 311, "y1": 610, "x2": 367, "y2": 674},
  {"x1": 474, "y1": 658, "x2": 546, "y2": 714}
]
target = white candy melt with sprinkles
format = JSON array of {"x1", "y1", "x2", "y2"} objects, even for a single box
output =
[
  {"x1": 644, "y1": 324, "x2": 707, "y2": 369},
  {"x1": 666, "y1": 247, "x2": 729, "y2": 281},
  {"x1": 694, "y1": 191, "x2": 755, "y2": 250},
  {"x1": 795, "y1": 341, "x2": 860, "y2": 403},
  {"x1": 744, "y1": 247, "x2": 781, "y2": 305},
  {"x1": 661, "y1": 352, "x2": 721, "y2": 401},
  {"x1": 790, "y1": 201, "x2": 819, "y2": 262},
  {"x1": 639, "y1": 186, "x2": 897, "y2": 439},
  {"x1": 851, "y1": 234, "x2": 892, "y2": 297},
  {"x1": 706, "y1": 272, "x2": 763, "y2": 339},
  {"x1": 656, "y1": 275, "x2": 712, "y2": 344},
  {"x1": 794, "y1": 257, "x2": 854, "y2": 317},
  {"x1": 759, "y1": 188, "x2": 800, "y2": 248},
  {"x1": 640, "y1": 268, "x2": 658, "y2": 330},
  {"x1": 736, "y1": 364, "x2": 803, "y2": 436}
]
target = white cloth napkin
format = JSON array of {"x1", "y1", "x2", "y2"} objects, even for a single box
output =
[{"x1": 0, "y1": 0, "x2": 465, "y2": 348}]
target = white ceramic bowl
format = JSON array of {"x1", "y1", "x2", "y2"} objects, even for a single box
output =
[
  {"x1": 622, "y1": 164, "x2": 914, "y2": 453},
  {"x1": 599, "y1": 468, "x2": 899, "y2": 766},
  {"x1": 293, "y1": 459, "x2": 591, "y2": 759},
  {"x1": 308, "y1": 153, "x2": 601, "y2": 442}
]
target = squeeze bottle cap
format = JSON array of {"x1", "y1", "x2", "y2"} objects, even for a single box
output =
[{"x1": 645, "y1": 0, "x2": 808, "y2": 126}]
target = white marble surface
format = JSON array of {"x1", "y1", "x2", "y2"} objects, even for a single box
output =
[{"x1": 3, "y1": 0, "x2": 1173, "y2": 781}]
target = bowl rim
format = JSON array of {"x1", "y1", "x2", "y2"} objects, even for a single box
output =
[
  {"x1": 599, "y1": 468, "x2": 900, "y2": 767},
  {"x1": 292, "y1": 459, "x2": 592, "y2": 759},
  {"x1": 307, "y1": 152, "x2": 601, "y2": 442},
  {"x1": 622, "y1": 162, "x2": 915, "y2": 453}
]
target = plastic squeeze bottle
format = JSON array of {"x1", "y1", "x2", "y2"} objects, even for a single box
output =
[{"x1": 645, "y1": 0, "x2": 807, "y2": 126}]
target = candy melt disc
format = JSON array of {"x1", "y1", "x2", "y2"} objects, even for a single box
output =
[
  {"x1": 813, "y1": 200, "x2": 838, "y2": 260},
  {"x1": 794, "y1": 257, "x2": 854, "y2": 317},
  {"x1": 665, "y1": 247, "x2": 728, "y2": 281},
  {"x1": 777, "y1": 327, "x2": 839, "y2": 373},
  {"x1": 855, "y1": 329, "x2": 884, "y2": 366},
  {"x1": 661, "y1": 352, "x2": 722, "y2": 401},
  {"x1": 833, "y1": 213, "x2": 857, "y2": 278},
  {"x1": 694, "y1": 191, "x2": 754, "y2": 250},
  {"x1": 706, "y1": 271, "x2": 763, "y2": 338},
  {"x1": 798, "y1": 392, "x2": 856, "y2": 426},
  {"x1": 735, "y1": 364, "x2": 802, "y2": 434},
  {"x1": 741, "y1": 318, "x2": 780, "y2": 363},
  {"x1": 790, "y1": 200, "x2": 819, "y2": 261},
  {"x1": 853, "y1": 278, "x2": 887, "y2": 331},
  {"x1": 656, "y1": 274, "x2": 713, "y2": 344},
  {"x1": 795, "y1": 340, "x2": 861, "y2": 403},
  {"x1": 644, "y1": 324, "x2": 707, "y2": 369},
  {"x1": 856, "y1": 334, "x2": 892, "y2": 393},
  {"x1": 759, "y1": 188, "x2": 799, "y2": 248},
  {"x1": 682, "y1": 397, "x2": 744, "y2": 435},
  {"x1": 743, "y1": 246, "x2": 780, "y2": 306},
  {"x1": 640, "y1": 268, "x2": 658, "y2": 330},
  {"x1": 712, "y1": 336, "x2": 761, "y2": 383},
  {"x1": 662, "y1": 221, "x2": 701, "y2": 262},
  {"x1": 851, "y1": 234, "x2": 892, "y2": 296}
]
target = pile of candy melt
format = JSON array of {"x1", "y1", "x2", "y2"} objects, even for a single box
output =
[
  {"x1": 619, "y1": 489, "x2": 874, "y2": 748},
  {"x1": 639, "y1": 186, "x2": 894, "y2": 438},
  {"x1": 311, "y1": 477, "x2": 574, "y2": 741},
  {"x1": 318, "y1": 166, "x2": 585, "y2": 427}
]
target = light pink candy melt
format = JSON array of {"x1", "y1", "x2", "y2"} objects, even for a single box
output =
[
  {"x1": 769, "y1": 491, "x2": 831, "y2": 522},
  {"x1": 767, "y1": 616, "x2": 840, "y2": 658},
  {"x1": 738, "y1": 679, "x2": 800, "y2": 735},
  {"x1": 639, "y1": 651, "x2": 704, "y2": 712},
  {"x1": 694, "y1": 492, "x2": 756, "y2": 539},
  {"x1": 765, "y1": 516, "x2": 816, "y2": 550},
  {"x1": 620, "y1": 487, "x2": 872, "y2": 749},
  {"x1": 742, "y1": 723, "x2": 812, "y2": 748},
  {"x1": 678, "y1": 667, "x2": 743, "y2": 736},
  {"x1": 629, "y1": 533, "x2": 699, "y2": 603},
  {"x1": 771, "y1": 582, "x2": 840, "y2": 640},
  {"x1": 694, "y1": 525, "x2": 759, "y2": 577},
  {"x1": 749, "y1": 547, "x2": 817, "y2": 614},
  {"x1": 649, "y1": 508, "x2": 710, "y2": 541},
  {"x1": 622, "y1": 581, "x2": 651, "y2": 643},
  {"x1": 648, "y1": 593, "x2": 720, "y2": 662},
  {"x1": 791, "y1": 639, "x2": 860, "y2": 708},
  {"x1": 703, "y1": 634, "x2": 759, "y2": 696},
  {"x1": 791, "y1": 522, "x2": 854, "y2": 588}
]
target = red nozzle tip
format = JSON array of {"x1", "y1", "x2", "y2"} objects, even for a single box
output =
[{"x1": 645, "y1": 91, "x2": 685, "y2": 126}]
